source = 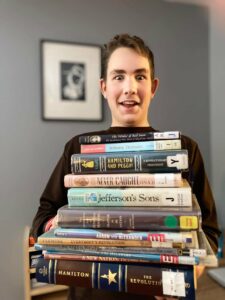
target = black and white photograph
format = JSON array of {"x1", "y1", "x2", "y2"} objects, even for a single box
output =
[
  {"x1": 61, "y1": 62, "x2": 86, "y2": 101},
  {"x1": 41, "y1": 40, "x2": 102, "y2": 120}
]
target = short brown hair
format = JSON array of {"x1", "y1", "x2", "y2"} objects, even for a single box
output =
[{"x1": 101, "y1": 33, "x2": 155, "y2": 81}]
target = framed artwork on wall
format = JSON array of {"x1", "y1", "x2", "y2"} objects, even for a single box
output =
[{"x1": 41, "y1": 40, "x2": 102, "y2": 121}]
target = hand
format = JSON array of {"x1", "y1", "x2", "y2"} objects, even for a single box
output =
[
  {"x1": 51, "y1": 214, "x2": 59, "y2": 229},
  {"x1": 44, "y1": 215, "x2": 59, "y2": 232}
]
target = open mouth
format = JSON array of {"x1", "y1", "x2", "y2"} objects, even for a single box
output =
[{"x1": 119, "y1": 100, "x2": 139, "y2": 107}]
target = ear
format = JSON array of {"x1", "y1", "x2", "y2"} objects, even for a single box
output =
[
  {"x1": 100, "y1": 78, "x2": 107, "y2": 99},
  {"x1": 151, "y1": 78, "x2": 159, "y2": 97}
]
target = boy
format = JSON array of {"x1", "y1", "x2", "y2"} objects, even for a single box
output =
[{"x1": 31, "y1": 34, "x2": 220, "y2": 299}]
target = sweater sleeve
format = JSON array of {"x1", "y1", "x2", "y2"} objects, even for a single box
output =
[
  {"x1": 30, "y1": 144, "x2": 71, "y2": 240},
  {"x1": 186, "y1": 140, "x2": 221, "y2": 253}
]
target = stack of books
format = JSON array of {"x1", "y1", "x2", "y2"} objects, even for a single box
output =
[{"x1": 35, "y1": 131, "x2": 217, "y2": 299}]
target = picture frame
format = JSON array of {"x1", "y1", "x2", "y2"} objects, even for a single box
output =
[{"x1": 41, "y1": 40, "x2": 102, "y2": 121}]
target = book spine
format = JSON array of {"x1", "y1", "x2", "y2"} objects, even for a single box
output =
[
  {"x1": 64, "y1": 173, "x2": 183, "y2": 187},
  {"x1": 79, "y1": 131, "x2": 181, "y2": 144},
  {"x1": 80, "y1": 140, "x2": 181, "y2": 154},
  {"x1": 36, "y1": 258, "x2": 195, "y2": 298},
  {"x1": 57, "y1": 208, "x2": 200, "y2": 231},
  {"x1": 43, "y1": 251, "x2": 204, "y2": 263},
  {"x1": 38, "y1": 243, "x2": 203, "y2": 257},
  {"x1": 43, "y1": 251, "x2": 198, "y2": 265},
  {"x1": 43, "y1": 253, "x2": 152, "y2": 263},
  {"x1": 44, "y1": 246, "x2": 193, "y2": 257},
  {"x1": 37, "y1": 236, "x2": 184, "y2": 248},
  {"x1": 54, "y1": 228, "x2": 194, "y2": 244},
  {"x1": 67, "y1": 186, "x2": 192, "y2": 207},
  {"x1": 71, "y1": 150, "x2": 188, "y2": 174}
]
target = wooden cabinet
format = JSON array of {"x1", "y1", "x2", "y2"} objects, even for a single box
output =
[{"x1": 23, "y1": 226, "x2": 68, "y2": 300}]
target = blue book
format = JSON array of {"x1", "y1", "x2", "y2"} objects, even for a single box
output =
[
  {"x1": 36, "y1": 258, "x2": 195, "y2": 299},
  {"x1": 54, "y1": 228, "x2": 194, "y2": 244}
]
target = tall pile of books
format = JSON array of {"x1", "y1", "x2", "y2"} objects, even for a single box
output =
[{"x1": 35, "y1": 131, "x2": 218, "y2": 299}]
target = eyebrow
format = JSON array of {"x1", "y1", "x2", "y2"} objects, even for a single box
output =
[{"x1": 109, "y1": 68, "x2": 149, "y2": 75}]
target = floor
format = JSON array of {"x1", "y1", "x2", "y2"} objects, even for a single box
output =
[
  {"x1": 196, "y1": 268, "x2": 225, "y2": 299},
  {"x1": 33, "y1": 268, "x2": 225, "y2": 300}
]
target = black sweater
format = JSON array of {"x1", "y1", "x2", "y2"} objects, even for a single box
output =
[{"x1": 31, "y1": 126, "x2": 220, "y2": 252}]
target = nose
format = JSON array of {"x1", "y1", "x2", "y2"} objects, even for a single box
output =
[{"x1": 124, "y1": 77, "x2": 137, "y2": 95}]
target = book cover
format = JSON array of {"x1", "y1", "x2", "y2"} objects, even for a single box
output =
[
  {"x1": 64, "y1": 173, "x2": 183, "y2": 188},
  {"x1": 57, "y1": 195, "x2": 201, "y2": 231},
  {"x1": 71, "y1": 150, "x2": 188, "y2": 174},
  {"x1": 197, "y1": 230, "x2": 218, "y2": 267},
  {"x1": 67, "y1": 180, "x2": 192, "y2": 207},
  {"x1": 79, "y1": 131, "x2": 181, "y2": 144},
  {"x1": 80, "y1": 139, "x2": 181, "y2": 154},
  {"x1": 36, "y1": 258, "x2": 195, "y2": 298}
]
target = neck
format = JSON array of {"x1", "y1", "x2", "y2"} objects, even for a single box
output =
[{"x1": 111, "y1": 121, "x2": 150, "y2": 127}]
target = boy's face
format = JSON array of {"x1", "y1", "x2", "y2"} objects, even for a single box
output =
[{"x1": 100, "y1": 47, "x2": 158, "y2": 127}]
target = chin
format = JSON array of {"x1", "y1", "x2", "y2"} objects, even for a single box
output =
[{"x1": 120, "y1": 118, "x2": 141, "y2": 127}]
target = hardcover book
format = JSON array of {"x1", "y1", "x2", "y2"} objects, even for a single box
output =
[
  {"x1": 54, "y1": 228, "x2": 196, "y2": 244},
  {"x1": 78, "y1": 131, "x2": 181, "y2": 144},
  {"x1": 80, "y1": 139, "x2": 181, "y2": 154},
  {"x1": 35, "y1": 243, "x2": 197, "y2": 257},
  {"x1": 43, "y1": 245, "x2": 200, "y2": 259},
  {"x1": 64, "y1": 173, "x2": 183, "y2": 188},
  {"x1": 41, "y1": 250, "x2": 199, "y2": 265},
  {"x1": 57, "y1": 195, "x2": 201, "y2": 231},
  {"x1": 36, "y1": 258, "x2": 195, "y2": 298},
  {"x1": 67, "y1": 179, "x2": 192, "y2": 207},
  {"x1": 37, "y1": 229, "x2": 188, "y2": 249},
  {"x1": 71, "y1": 150, "x2": 188, "y2": 174},
  {"x1": 43, "y1": 252, "x2": 160, "y2": 264}
]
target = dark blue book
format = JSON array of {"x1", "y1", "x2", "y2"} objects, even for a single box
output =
[
  {"x1": 71, "y1": 150, "x2": 188, "y2": 174},
  {"x1": 36, "y1": 258, "x2": 195, "y2": 299},
  {"x1": 78, "y1": 131, "x2": 181, "y2": 144}
]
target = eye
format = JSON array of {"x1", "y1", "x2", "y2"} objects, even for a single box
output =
[
  {"x1": 113, "y1": 74, "x2": 124, "y2": 80},
  {"x1": 136, "y1": 74, "x2": 146, "y2": 80}
]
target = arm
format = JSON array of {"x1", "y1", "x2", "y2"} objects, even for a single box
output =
[
  {"x1": 30, "y1": 144, "x2": 71, "y2": 240},
  {"x1": 183, "y1": 138, "x2": 221, "y2": 253}
]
